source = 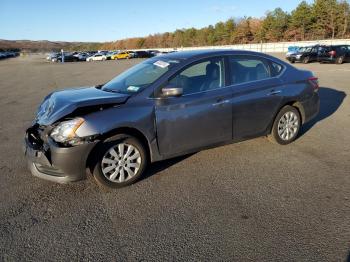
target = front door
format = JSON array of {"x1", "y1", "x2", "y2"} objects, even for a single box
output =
[{"x1": 155, "y1": 57, "x2": 232, "y2": 156}]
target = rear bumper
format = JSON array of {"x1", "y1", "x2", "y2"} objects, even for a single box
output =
[
  {"x1": 24, "y1": 135, "x2": 97, "y2": 183},
  {"x1": 302, "y1": 92, "x2": 320, "y2": 123}
]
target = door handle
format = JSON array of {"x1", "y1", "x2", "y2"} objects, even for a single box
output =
[
  {"x1": 268, "y1": 90, "x2": 282, "y2": 96},
  {"x1": 212, "y1": 99, "x2": 230, "y2": 106}
]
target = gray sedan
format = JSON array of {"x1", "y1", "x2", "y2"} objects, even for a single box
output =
[{"x1": 24, "y1": 50, "x2": 320, "y2": 188}]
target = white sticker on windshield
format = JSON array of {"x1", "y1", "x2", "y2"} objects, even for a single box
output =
[
  {"x1": 127, "y1": 86, "x2": 140, "y2": 92},
  {"x1": 153, "y1": 60, "x2": 170, "y2": 68}
]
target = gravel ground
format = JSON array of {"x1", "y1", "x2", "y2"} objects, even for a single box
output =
[{"x1": 0, "y1": 54, "x2": 349, "y2": 261}]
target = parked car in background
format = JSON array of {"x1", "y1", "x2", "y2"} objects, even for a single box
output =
[
  {"x1": 87, "y1": 51, "x2": 97, "y2": 56},
  {"x1": 24, "y1": 50, "x2": 319, "y2": 189},
  {"x1": 74, "y1": 52, "x2": 89, "y2": 61},
  {"x1": 46, "y1": 53, "x2": 59, "y2": 61},
  {"x1": 154, "y1": 51, "x2": 170, "y2": 56},
  {"x1": 55, "y1": 53, "x2": 80, "y2": 62},
  {"x1": 0, "y1": 51, "x2": 18, "y2": 59},
  {"x1": 286, "y1": 46, "x2": 299, "y2": 59},
  {"x1": 148, "y1": 50, "x2": 160, "y2": 57},
  {"x1": 112, "y1": 51, "x2": 130, "y2": 60},
  {"x1": 286, "y1": 45, "x2": 325, "y2": 64},
  {"x1": 128, "y1": 51, "x2": 136, "y2": 58},
  {"x1": 48, "y1": 53, "x2": 60, "y2": 62},
  {"x1": 86, "y1": 53, "x2": 107, "y2": 61},
  {"x1": 133, "y1": 51, "x2": 153, "y2": 58},
  {"x1": 6, "y1": 51, "x2": 18, "y2": 57},
  {"x1": 318, "y1": 45, "x2": 350, "y2": 64},
  {"x1": 105, "y1": 51, "x2": 118, "y2": 60},
  {"x1": 98, "y1": 50, "x2": 109, "y2": 55}
]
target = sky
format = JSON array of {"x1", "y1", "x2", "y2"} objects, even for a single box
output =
[{"x1": 0, "y1": 0, "x2": 312, "y2": 42}]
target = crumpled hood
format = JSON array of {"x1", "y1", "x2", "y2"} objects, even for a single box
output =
[{"x1": 35, "y1": 86, "x2": 130, "y2": 125}]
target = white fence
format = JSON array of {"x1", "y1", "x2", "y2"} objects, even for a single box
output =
[{"x1": 138, "y1": 39, "x2": 350, "y2": 53}]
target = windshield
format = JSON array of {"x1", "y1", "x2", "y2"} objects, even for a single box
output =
[{"x1": 102, "y1": 60, "x2": 178, "y2": 94}]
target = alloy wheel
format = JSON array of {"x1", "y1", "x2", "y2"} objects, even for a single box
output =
[
  {"x1": 101, "y1": 143, "x2": 142, "y2": 183},
  {"x1": 277, "y1": 111, "x2": 299, "y2": 141}
]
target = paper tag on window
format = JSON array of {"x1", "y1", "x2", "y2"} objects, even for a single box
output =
[
  {"x1": 153, "y1": 60, "x2": 170, "y2": 68},
  {"x1": 127, "y1": 86, "x2": 140, "y2": 92}
]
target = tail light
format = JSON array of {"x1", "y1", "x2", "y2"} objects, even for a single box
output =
[
  {"x1": 308, "y1": 77, "x2": 319, "y2": 91},
  {"x1": 328, "y1": 50, "x2": 336, "y2": 57}
]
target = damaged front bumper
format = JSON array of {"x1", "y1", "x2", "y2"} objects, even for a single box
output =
[{"x1": 24, "y1": 126, "x2": 98, "y2": 183}]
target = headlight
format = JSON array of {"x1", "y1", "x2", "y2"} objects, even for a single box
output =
[
  {"x1": 50, "y1": 118, "x2": 84, "y2": 144},
  {"x1": 296, "y1": 54, "x2": 302, "y2": 58}
]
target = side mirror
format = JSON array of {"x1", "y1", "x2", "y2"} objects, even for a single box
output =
[{"x1": 162, "y1": 86, "x2": 183, "y2": 97}]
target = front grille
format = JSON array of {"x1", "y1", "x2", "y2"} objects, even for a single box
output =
[{"x1": 34, "y1": 163, "x2": 65, "y2": 177}]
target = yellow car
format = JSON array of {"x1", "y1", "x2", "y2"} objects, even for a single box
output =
[{"x1": 112, "y1": 51, "x2": 130, "y2": 60}]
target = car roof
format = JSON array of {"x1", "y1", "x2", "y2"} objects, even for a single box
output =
[
  {"x1": 157, "y1": 49, "x2": 274, "y2": 60},
  {"x1": 331, "y1": 45, "x2": 349, "y2": 47}
]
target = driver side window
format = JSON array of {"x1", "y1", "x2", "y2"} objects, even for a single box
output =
[{"x1": 169, "y1": 58, "x2": 225, "y2": 95}]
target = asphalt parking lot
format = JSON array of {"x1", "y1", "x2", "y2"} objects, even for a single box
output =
[{"x1": 0, "y1": 54, "x2": 349, "y2": 261}]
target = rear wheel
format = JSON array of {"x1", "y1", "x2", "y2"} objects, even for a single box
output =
[
  {"x1": 336, "y1": 56, "x2": 344, "y2": 64},
  {"x1": 268, "y1": 106, "x2": 301, "y2": 145},
  {"x1": 92, "y1": 136, "x2": 147, "y2": 188}
]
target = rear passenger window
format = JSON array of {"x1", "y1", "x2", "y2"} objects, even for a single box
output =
[
  {"x1": 229, "y1": 56, "x2": 271, "y2": 84},
  {"x1": 270, "y1": 62, "x2": 283, "y2": 77}
]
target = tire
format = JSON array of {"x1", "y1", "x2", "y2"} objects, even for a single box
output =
[
  {"x1": 268, "y1": 105, "x2": 301, "y2": 145},
  {"x1": 336, "y1": 56, "x2": 344, "y2": 64},
  {"x1": 290, "y1": 60, "x2": 295, "y2": 64},
  {"x1": 302, "y1": 56, "x2": 310, "y2": 64},
  {"x1": 91, "y1": 135, "x2": 147, "y2": 188}
]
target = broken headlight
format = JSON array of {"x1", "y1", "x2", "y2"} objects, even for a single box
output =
[{"x1": 50, "y1": 118, "x2": 85, "y2": 145}]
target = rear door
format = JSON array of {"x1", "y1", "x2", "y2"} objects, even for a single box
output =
[
  {"x1": 318, "y1": 46, "x2": 330, "y2": 60},
  {"x1": 228, "y1": 55, "x2": 284, "y2": 140},
  {"x1": 155, "y1": 57, "x2": 233, "y2": 156},
  {"x1": 343, "y1": 46, "x2": 350, "y2": 62}
]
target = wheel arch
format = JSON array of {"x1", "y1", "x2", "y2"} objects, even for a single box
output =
[
  {"x1": 268, "y1": 100, "x2": 305, "y2": 134},
  {"x1": 86, "y1": 127, "x2": 151, "y2": 172}
]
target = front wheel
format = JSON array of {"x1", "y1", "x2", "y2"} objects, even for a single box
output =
[
  {"x1": 302, "y1": 56, "x2": 310, "y2": 64},
  {"x1": 92, "y1": 136, "x2": 147, "y2": 188},
  {"x1": 268, "y1": 105, "x2": 301, "y2": 145}
]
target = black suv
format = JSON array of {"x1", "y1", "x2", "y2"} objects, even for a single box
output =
[
  {"x1": 134, "y1": 51, "x2": 154, "y2": 58},
  {"x1": 318, "y1": 45, "x2": 350, "y2": 64},
  {"x1": 286, "y1": 45, "x2": 325, "y2": 64}
]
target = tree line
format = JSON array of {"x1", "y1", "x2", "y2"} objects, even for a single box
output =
[{"x1": 100, "y1": 0, "x2": 350, "y2": 50}]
